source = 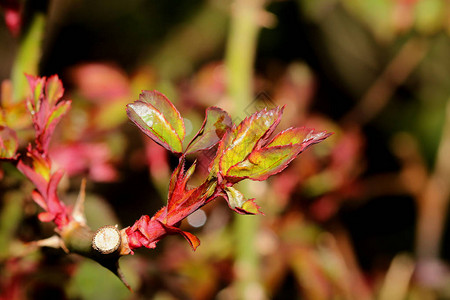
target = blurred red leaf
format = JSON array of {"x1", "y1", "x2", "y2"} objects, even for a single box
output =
[
  {"x1": 50, "y1": 142, "x2": 117, "y2": 182},
  {"x1": 25, "y1": 74, "x2": 71, "y2": 154},
  {"x1": 17, "y1": 149, "x2": 70, "y2": 229},
  {"x1": 70, "y1": 63, "x2": 130, "y2": 102},
  {"x1": 0, "y1": 0, "x2": 21, "y2": 36}
]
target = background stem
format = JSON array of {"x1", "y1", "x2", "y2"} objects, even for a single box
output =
[
  {"x1": 225, "y1": 0, "x2": 266, "y2": 299},
  {"x1": 11, "y1": 13, "x2": 45, "y2": 102}
]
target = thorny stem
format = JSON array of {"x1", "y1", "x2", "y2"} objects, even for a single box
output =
[{"x1": 32, "y1": 180, "x2": 132, "y2": 289}]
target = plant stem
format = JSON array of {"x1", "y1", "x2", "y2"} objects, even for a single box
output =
[
  {"x1": 149, "y1": 1, "x2": 228, "y2": 81},
  {"x1": 416, "y1": 101, "x2": 450, "y2": 262},
  {"x1": 225, "y1": 0, "x2": 266, "y2": 299},
  {"x1": 342, "y1": 37, "x2": 428, "y2": 126}
]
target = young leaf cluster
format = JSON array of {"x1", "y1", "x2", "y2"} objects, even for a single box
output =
[{"x1": 124, "y1": 90, "x2": 332, "y2": 252}]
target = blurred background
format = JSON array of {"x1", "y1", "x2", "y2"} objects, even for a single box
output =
[{"x1": 1, "y1": 0, "x2": 450, "y2": 299}]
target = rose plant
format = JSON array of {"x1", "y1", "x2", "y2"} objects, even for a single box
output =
[{"x1": 0, "y1": 74, "x2": 332, "y2": 289}]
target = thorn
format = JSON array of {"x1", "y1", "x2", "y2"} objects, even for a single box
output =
[
  {"x1": 32, "y1": 235, "x2": 68, "y2": 252},
  {"x1": 72, "y1": 178, "x2": 87, "y2": 225},
  {"x1": 99, "y1": 257, "x2": 133, "y2": 292}
]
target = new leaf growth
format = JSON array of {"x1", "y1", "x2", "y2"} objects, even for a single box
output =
[
  {"x1": 124, "y1": 90, "x2": 332, "y2": 253},
  {"x1": 2, "y1": 79, "x2": 331, "y2": 290}
]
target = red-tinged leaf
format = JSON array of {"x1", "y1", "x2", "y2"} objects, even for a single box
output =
[
  {"x1": 25, "y1": 74, "x2": 45, "y2": 113},
  {"x1": 185, "y1": 107, "x2": 232, "y2": 155},
  {"x1": 17, "y1": 156, "x2": 48, "y2": 197},
  {"x1": 31, "y1": 190, "x2": 47, "y2": 210},
  {"x1": 179, "y1": 230, "x2": 200, "y2": 251},
  {"x1": 164, "y1": 158, "x2": 216, "y2": 225},
  {"x1": 167, "y1": 160, "x2": 197, "y2": 213},
  {"x1": 219, "y1": 106, "x2": 284, "y2": 174},
  {"x1": 45, "y1": 75, "x2": 64, "y2": 107},
  {"x1": 208, "y1": 129, "x2": 233, "y2": 176},
  {"x1": 125, "y1": 215, "x2": 163, "y2": 250},
  {"x1": 165, "y1": 182, "x2": 211, "y2": 225},
  {"x1": 140, "y1": 91, "x2": 185, "y2": 140},
  {"x1": 0, "y1": 125, "x2": 18, "y2": 159},
  {"x1": 38, "y1": 212, "x2": 55, "y2": 222},
  {"x1": 46, "y1": 170, "x2": 69, "y2": 226},
  {"x1": 235, "y1": 199, "x2": 264, "y2": 215},
  {"x1": 226, "y1": 128, "x2": 333, "y2": 181},
  {"x1": 19, "y1": 156, "x2": 69, "y2": 228},
  {"x1": 127, "y1": 100, "x2": 184, "y2": 153},
  {"x1": 125, "y1": 213, "x2": 202, "y2": 252},
  {"x1": 168, "y1": 160, "x2": 184, "y2": 202},
  {"x1": 226, "y1": 145, "x2": 301, "y2": 181},
  {"x1": 158, "y1": 221, "x2": 200, "y2": 251},
  {"x1": 28, "y1": 149, "x2": 51, "y2": 181},
  {"x1": 39, "y1": 100, "x2": 71, "y2": 152},
  {"x1": 266, "y1": 127, "x2": 333, "y2": 148},
  {"x1": 223, "y1": 186, "x2": 263, "y2": 215}
]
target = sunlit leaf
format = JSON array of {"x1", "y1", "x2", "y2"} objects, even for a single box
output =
[
  {"x1": 185, "y1": 107, "x2": 232, "y2": 154},
  {"x1": 226, "y1": 145, "x2": 295, "y2": 181},
  {"x1": 127, "y1": 91, "x2": 185, "y2": 153},
  {"x1": 270, "y1": 127, "x2": 333, "y2": 150},
  {"x1": 226, "y1": 128, "x2": 333, "y2": 181},
  {"x1": 224, "y1": 186, "x2": 263, "y2": 215},
  {"x1": 266, "y1": 127, "x2": 313, "y2": 147},
  {"x1": 219, "y1": 106, "x2": 283, "y2": 174},
  {"x1": 140, "y1": 91, "x2": 185, "y2": 140}
]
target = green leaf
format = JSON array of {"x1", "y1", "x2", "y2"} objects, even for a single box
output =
[
  {"x1": 126, "y1": 91, "x2": 185, "y2": 153},
  {"x1": 266, "y1": 127, "x2": 312, "y2": 147},
  {"x1": 224, "y1": 186, "x2": 262, "y2": 215},
  {"x1": 140, "y1": 90, "x2": 185, "y2": 141},
  {"x1": 185, "y1": 107, "x2": 232, "y2": 155},
  {"x1": 0, "y1": 126, "x2": 18, "y2": 159},
  {"x1": 226, "y1": 145, "x2": 299, "y2": 181},
  {"x1": 219, "y1": 106, "x2": 283, "y2": 174},
  {"x1": 226, "y1": 127, "x2": 333, "y2": 181}
]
